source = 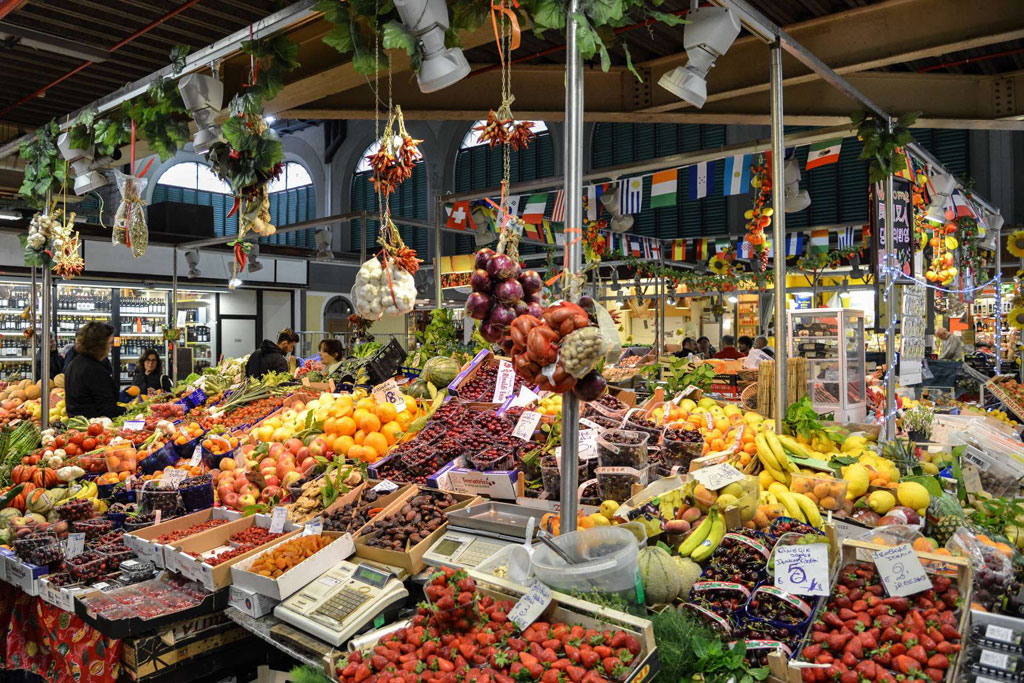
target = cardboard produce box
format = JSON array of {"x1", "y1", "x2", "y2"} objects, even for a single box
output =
[
  {"x1": 320, "y1": 480, "x2": 413, "y2": 538},
  {"x1": 124, "y1": 507, "x2": 241, "y2": 568},
  {"x1": 165, "y1": 516, "x2": 303, "y2": 591},
  {"x1": 229, "y1": 531, "x2": 356, "y2": 600},
  {"x1": 121, "y1": 612, "x2": 253, "y2": 680},
  {"x1": 354, "y1": 489, "x2": 480, "y2": 574}
]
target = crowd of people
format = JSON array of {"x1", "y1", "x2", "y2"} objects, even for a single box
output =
[{"x1": 676, "y1": 334, "x2": 774, "y2": 362}]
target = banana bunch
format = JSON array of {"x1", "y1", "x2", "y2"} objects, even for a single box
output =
[
  {"x1": 767, "y1": 482, "x2": 823, "y2": 528},
  {"x1": 65, "y1": 480, "x2": 98, "y2": 500},
  {"x1": 777, "y1": 433, "x2": 835, "y2": 461},
  {"x1": 756, "y1": 431, "x2": 798, "y2": 484},
  {"x1": 678, "y1": 508, "x2": 726, "y2": 562}
]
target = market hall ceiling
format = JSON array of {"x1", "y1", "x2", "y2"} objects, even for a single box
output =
[{"x1": 0, "y1": 0, "x2": 1021, "y2": 138}]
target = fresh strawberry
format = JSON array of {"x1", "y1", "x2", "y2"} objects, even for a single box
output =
[
  {"x1": 927, "y1": 654, "x2": 949, "y2": 670},
  {"x1": 567, "y1": 667, "x2": 586, "y2": 683},
  {"x1": 855, "y1": 660, "x2": 877, "y2": 680}
]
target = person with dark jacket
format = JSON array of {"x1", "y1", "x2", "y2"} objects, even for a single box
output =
[
  {"x1": 65, "y1": 322, "x2": 125, "y2": 419},
  {"x1": 245, "y1": 329, "x2": 299, "y2": 379},
  {"x1": 36, "y1": 337, "x2": 64, "y2": 381},
  {"x1": 132, "y1": 348, "x2": 172, "y2": 395}
]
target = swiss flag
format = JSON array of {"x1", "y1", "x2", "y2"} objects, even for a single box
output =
[{"x1": 446, "y1": 201, "x2": 475, "y2": 231}]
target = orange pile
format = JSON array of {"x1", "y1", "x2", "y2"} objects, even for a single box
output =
[
  {"x1": 203, "y1": 435, "x2": 238, "y2": 455},
  {"x1": 321, "y1": 394, "x2": 419, "y2": 463},
  {"x1": 175, "y1": 423, "x2": 204, "y2": 446},
  {"x1": 249, "y1": 535, "x2": 333, "y2": 578}
]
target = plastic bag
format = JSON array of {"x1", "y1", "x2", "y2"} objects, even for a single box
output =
[
  {"x1": 946, "y1": 525, "x2": 1014, "y2": 611},
  {"x1": 112, "y1": 170, "x2": 148, "y2": 258}
]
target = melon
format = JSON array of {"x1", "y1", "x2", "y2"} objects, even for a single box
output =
[
  {"x1": 54, "y1": 374, "x2": 65, "y2": 389},
  {"x1": 0, "y1": 507, "x2": 20, "y2": 521},
  {"x1": 422, "y1": 356, "x2": 461, "y2": 387},
  {"x1": 673, "y1": 556, "x2": 703, "y2": 600},
  {"x1": 638, "y1": 546, "x2": 682, "y2": 605},
  {"x1": 25, "y1": 382, "x2": 40, "y2": 400},
  {"x1": 405, "y1": 378, "x2": 431, "y2": 399},
  {"x1": 25, "y1": 489, "x2": 51, "y2": 515}
]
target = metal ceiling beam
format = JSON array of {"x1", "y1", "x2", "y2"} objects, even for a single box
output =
[
  {"x1": 640, "y1": 0, "x2": 1024, "y2": 113},
  {"x1": 0, "y1": 21, "x2": 110, "y2": 61}
]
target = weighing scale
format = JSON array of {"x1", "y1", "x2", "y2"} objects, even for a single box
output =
[
  {"x1": 274, "y1": 560, "x2": 408, "y2": 646},
  {"x1": 423, "y1": 502, "x2": 545, "y2": 569}
]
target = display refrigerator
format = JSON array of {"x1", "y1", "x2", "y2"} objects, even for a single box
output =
[
  {"x1": 174, "y1": 290, "x2": 216, "y2": 374},
  {"x1": 788, "y1": 308, "x2": 867, "y2": 422}
]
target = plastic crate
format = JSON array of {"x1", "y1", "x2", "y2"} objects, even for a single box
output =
[{"x1": 364, "y1": 338, "x2": 408, "y2": 385}]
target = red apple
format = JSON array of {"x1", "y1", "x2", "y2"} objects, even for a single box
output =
[
  {"x1": 260, "y1": 485, "x2": 281, "y2": 503},
  {"x1": 276, "y1": 462, "x2": 295, "y2": 480},
  {"x1": 268, "y1": 443, "x2": 286, "y2": 459},
  {"x1": 308, "y1": 438, "x2": 327, "y2": 458},
  {"x1": 234, "y1": 476, "x2": 249, "y2": 493},
  {"x1": 299, "y1": 457, "x2": 315, "y2": 474},
  {"x1": 295, "y1": 446, "x2": 310, "y2": 462},
  {"x1": 223, "y1": 491, "x2": 239, "y2": 508},
  {"x1": 218, "y1": 484, "x2": 233, "y2": 501},
  {"x1": 285, "y1": 438, "x2": 303, "y2": 455},
  {"x1": 263, "y1": 474, "x2": 280, "y2": 488}
]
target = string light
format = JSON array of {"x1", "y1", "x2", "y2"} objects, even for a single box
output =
[{"x1": 995, "y1": 272, "x2": 1003, "y2": 374}]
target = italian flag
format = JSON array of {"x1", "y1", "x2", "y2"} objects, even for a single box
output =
[
  {"x1": 650, "y1": 169, "x2": 678, "y2": 208},
  {"x1": 521, "y1": 193, "x2": 548, "y2": 225},
  {"x1": 806, "y1": 139, "x2": 842, "y2": 169},
  {"x1": 810, "y1": 229, "x2": 829, "y2": 254}
]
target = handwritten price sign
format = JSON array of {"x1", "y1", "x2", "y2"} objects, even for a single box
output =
[
  {"x1": 874, "y1": 543, "x2": 932, "y2": 597},
  {"x1": 373, "y1": 379, "x2": 408, "y2": 412},
  {"x1": 691, "y1": 463, "x2": 745, "y2": 491},
  {"x1": 773, "y1": 543, "x2": 830, "y2": 596},
  {"x1": 508, "y1": 581, "x2": 552, "y2": 630}
]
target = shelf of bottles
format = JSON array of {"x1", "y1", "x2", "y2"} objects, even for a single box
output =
[
  {"x1": 737, "y1": 296, "x2": 759, "y2": 340},
  {"x1": 176, "y1": 290, "x2": 216, "y2": 373},
  {"x1": 0, "y1": 282, "x2": 40, "y2": 381},
  {"x1": 118, "y1": 288, "x2": 169, "y2": 385},
  {"x1": 55, "y1": 284, "x2": 112, "y2": 352}
]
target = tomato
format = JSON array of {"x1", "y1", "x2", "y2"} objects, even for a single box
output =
[
  {"x1": 65, "y1": 444, "x2": 79, "y2": 456},
  {"x1": 54, "y1": 436, "x2": 65, "y2": 447},
  {"x1": 82, "y1": 437, "x2": 97, "y2": 451},
  {"x1": 88, "y1": 423, "x2": 103, "y2": 437},
  {"x1": 70, "y1": 433, "x2": 84, "y2": 447}
]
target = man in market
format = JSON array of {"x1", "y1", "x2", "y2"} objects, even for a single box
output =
[
  {"x1": 245, "y1": 328, "x2": 300, "y2": 379},
  {"x1": 696, "y1": 336, "x2": 715, "y2": 358},
  {"x1": 935, "y1": 327, "x2": 964, "y2": 361},
  {"x1": 737, "y1": 336, "x2": 753, "y2": 354},
  {"x1": 754, "y1": 335, "x2": 775, "y2": 358},
  {"x1": 713, "y1": 335, "x2": 745, "y2": 360}
]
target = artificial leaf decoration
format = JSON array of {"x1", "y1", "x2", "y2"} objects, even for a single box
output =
[
  {"x1": 18, "y1": 120, "x2": 66, "y2": 207},
  {"x1": 69, "y1": 108, "x2": 131, "y2": 159},
  {"x1": 240, "y1": 35, "x2": 301, "y2": 103},
  {"x1": 121, "y1": 78, "x2": 192, "y2": 161},
  {"x1": 852, "y1": 109, "x2": 920, "y2": 184},
  {"x1": 169, "y1": 44, "x2": 191, "y2": 75}
]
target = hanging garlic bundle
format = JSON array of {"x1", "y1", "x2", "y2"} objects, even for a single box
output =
[
  {"x1": 111, "y1": 170, "x2": 149, "y2": 258},
  {"x1": 51, "y1": 210, "x2": 84, "y2": 279}
]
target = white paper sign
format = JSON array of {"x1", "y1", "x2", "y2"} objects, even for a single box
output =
[
  {"x1": 774, "y1": 543, "x2": 830, "y2": 596},
  {"x1": 508, "y1": 581, "x2": 553, "y2": 630},
  {"x1": 303, "y1": 517, "x2": 323, "y2": 536},
  {"x1": 269, "y1": 506, "x2": 287, "y2": 534},
  {"x1": 373, "y1": 379, "x2": 408, "y2": 412},
  {"x1": 234, "y1": 449, "x2": 246, "y2": 470},
  {"x1": 123, "y1": 420, "x2": 145, "y2": 432},
  {"x1": 579, "y1": 418, "x2": 603, "y2": 432},
  {"x1": 372, "y1": 480, "x2": 399, "y2": 493},
  {"x1": 189, "y1": 444, "x2": 203, "y2": 468},
  {"x1": 163, "y1": 469, "x2": 187, "y2": 488},
  {"x1": 65, "y1": 533, "x2": 85, "y2": 559},
  {"x1": 691, "y1": 463, "x2": 745, "y2": 491},
  {"x1": 509, "y1": 386, "x2": 540, "y2": 409},
  {"x1": 493, "y1": 360, "x2": 516, "y2": 403},
  {"x1": 874, "y1": 543, "x2": 932, "y2": 597},
  {"x1": 512, "y1": 411, "x2": 543, "y2": 440},
  {"x1": 154, "y1": 509, "x2": 162, "y2": 524},
  {"x1": 579, "y1": 429, "x2": 598, "y2": 458}
]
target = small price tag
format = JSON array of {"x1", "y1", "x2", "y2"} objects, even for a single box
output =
[
  {"x1": 962, "y1": 463, "x2": 984, "y2": 495},
  {"x1": 732, "y1": 425, "x2": 745, "y2": 448},
  {"x1": 373, "y1": 379, "x2": 407, "y2": 412},
  {"x1": 164, "y1": 469, "x2": 186, "y2": 488},
  {"x1": 373, "y1": 480, "x2": 399, "y2": 493},
  {"x1": 122, "y1": 560, "x2": 138, "y2": 569},
  {"x1": 93, "y1": 582, "x2": 110, "y2": 591},
  {"x1": 509, "y1": 386, "x2": 540, "y2": 409},
  {"x1": 508, "y1": 581, "x2": 552, "y2": 630},
  {"x1": 985, "y1": 625, "x2": 1018, "y2": 645},
  {"x1": 773, "y1": 543, "x2": 830, "y2": 596},
  {"x1": 704, "y1": 413, "x2": 714, "y2": 430},
  {"x1": 123, "y1": 420, "x2": 145, "y2": 432},
  {"x1": 493, "y1": 360, "x2": 516, "y2": 403},
  {"x1": 578, "y1": 429, "x2": 598, "y2": 458},
  {"x1": 874, "y1": 543, "x2": 932, "y2": 597},
  {"x1": 303, "y1": 518, "x2": 323, "y2": 536},
  {"x1": 691, "y1": 463, "x2": 744, "y2": 491},
  {"x1": 512, "y1": 411, "x2": 543, "y2": 440},
  {"x1": 189, "y1": 444, "x2": 203, "y2": 468},
  {"x1": 234, "y1": 450, "x2": 246, "y2": 470},
  {"x1": 269, "y1": 506, "x2": 287, "y2": 534},
  {"x1": 66, "y1": 533, "x2": 85, "y2": 559},
  {"x1": 154, "y1": 510, "x2": 162, "y2": 524},
  {"x1": 579, "y1": 418, "x2": 603, "y2": 432}
]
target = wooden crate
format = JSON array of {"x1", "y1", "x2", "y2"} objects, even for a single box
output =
[{"x1": 767, "y1": 538, "x2": 972, "y2": 683}]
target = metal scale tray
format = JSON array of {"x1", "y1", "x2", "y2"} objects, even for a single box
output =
[{"x1": 445, "y1": 502, "x2": 546, "y2": 541}]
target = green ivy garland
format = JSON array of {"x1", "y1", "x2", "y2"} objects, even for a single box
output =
[
  {"x1": 851, "y1": 110, "x2": 920, "y2": 184},
  {"x1": 240, "y1": 36, "x2": 301, "y2": 102},
  {"x1": 18, "y1": 121, "x2": 67, "y2": 207},
  {"x1": 207, "y1": 94, "x2": 285, "y2": 198},
  {"x1": 313, "y1": 0, "x2": 685, "y2": 79},
  {"x1": 623, "y1": 255, "x2": 775, "y2": 293},
  {"x1": 121, "y1": 78, "x2": 193, "y2": 162},
  {"x1": 68, "y1": 108, "x2": 131, "y2": 159}
]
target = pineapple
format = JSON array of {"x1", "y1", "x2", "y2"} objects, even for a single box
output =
[
  {"x1": 931, "y1": 515, "x2": 961, "y2": 547},
  {"x1": 927, "y1": 493, "x2": 965, "y2": 546}
]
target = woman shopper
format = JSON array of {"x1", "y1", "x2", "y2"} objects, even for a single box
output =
[
  {"x1": 318, "y1": 338, "x2": 345, "y2": 365},
  {"x1": 131, "y1": 347, "x2": 172, "y2": 395},
  {"x1": 65, "y1": 321, "x2": 125, "y2": 419}
]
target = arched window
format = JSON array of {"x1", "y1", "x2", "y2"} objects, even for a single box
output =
[
  {"x1": 153, "y1": 160, "x2": 317, "y2": 247},
  {"x1": 350, "y1": 139, "x2": 428, "y2": 256},
  {"x1": 453, "y1": 121, "x2": 552, "y2": 254}
]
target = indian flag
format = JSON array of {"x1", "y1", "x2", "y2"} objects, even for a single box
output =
[
  {"x1": 806, "y1": 139, "x2": 842, "y2": 170},
  {"x1": 810, "y1": 229, "x2": 829, "y2": 254},
  {"x1": 650, "y1": 169, "x2": 678, "y2": 208}
]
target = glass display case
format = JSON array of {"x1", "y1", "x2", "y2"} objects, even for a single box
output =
[
  {"x1": 175, "y1": 290, "x2": 216, "y2": 373},
  {"x1": 788, "y1": 308, "x2": 867, "y2": 422},
  {"x1": 117, "y1": 288, "x2": 169, "y2": 385}
]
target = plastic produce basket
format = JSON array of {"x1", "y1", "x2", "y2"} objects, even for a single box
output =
[{"x1": 365, "y1": 338, "x2": 408, "y2": 385}]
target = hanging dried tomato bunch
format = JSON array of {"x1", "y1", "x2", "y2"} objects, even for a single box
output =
[
  {"x1": 368, "y1": 107, "x2": 422, "y2": 196},
  {"x1": 475, "y1": 110, "x2": 511, "y2": 147}
]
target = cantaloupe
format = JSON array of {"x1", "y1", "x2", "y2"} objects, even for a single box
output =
[
  {"x1": 54, "y1": 374, "x2": 64, "y2": 388},
  {"x1": 638, "y1": 546, "x2": 682, "y2": 605},
  {"x1": 24, "y1": 382, "x2": 41, "y2": 400},
  {"x1": 673, "y1": 557, "x2": 703, "y2": 600}
]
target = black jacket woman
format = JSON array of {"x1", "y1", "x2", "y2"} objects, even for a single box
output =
[
  {"x1": 64, "y1": 322, "x2": 125, "y2": 419},
  {"x1": 132, "y1": 348, "x2": 172, "y2": 395}
]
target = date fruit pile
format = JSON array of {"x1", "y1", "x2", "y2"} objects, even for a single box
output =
[
  {"x1": 362, "y1": 491, "x2": 456, "y2": 551},
  {"x1": 324, "y1": 489, "x2": 382, "y2": 534}
]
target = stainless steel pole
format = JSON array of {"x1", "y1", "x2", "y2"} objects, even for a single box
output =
[
  {"x1": 40, "y1": 267, "x2": 51, "y2": 429},
  {"x1": 30, "y1": 267, "x2": 37, "y2": 382},
  {"x1": 659, "y1": 250, "x2": 667, "y2": 356},
  {"x1": 559, "y1": 0, "x2": 584, "y2": 533},
  {"x1": 884, "y1": 121, "x2": 897, "y2": 440},
  {"x1": 769, "y1": 43, "x2": 788, "y2": 431},
  {"x1": 434, "y1": 196, "x2": 443, "y2": 310},
  {"x1": 995, "y1": 225, "x2": 1003, "y2": 374},
  {"x1": 172, "y1": 247, "x2": 178, "y2": 383}
]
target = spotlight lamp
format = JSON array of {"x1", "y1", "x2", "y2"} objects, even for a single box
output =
[
  {"x1": 248, "y1": 243, "x2": 264, "y2": 273},
  {"x1": 178, "y1": 72, "x2": 225, "y2": 154},
  {"x1": 657, "y1": 6, "x2": 741, "y2": 108},
  {"x1": 600, "y1": 186, "x2": 636, "y2": 233},
  {"x1": 56, "y1": 132, "x2": 108, "y2": 194},
  {"x1": 185, "y1": 249, "x2": 201, "y2": 279},
  {"x1": 924, "y1": 170, "x2": 955, "y2": 224},
  {"x1": 985, "y1": 210, "x2": 1004, "y2": 235},
  {"x1": 394, "y1": 0, "x2": 470, "y2": 93},
  {"x1": 784, "y1": 158, "x2": 811, "y2": 213},
  {"x1": 315, "y1": 227, "x2": 333, "y2": 260}
]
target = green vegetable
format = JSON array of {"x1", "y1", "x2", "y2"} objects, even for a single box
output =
[
  {"x1": 650, "y1": 608, "x2": 769, "y2": 683},
  {"x1": 784, "y1": 396, "x2": 827, "y2": 439}
]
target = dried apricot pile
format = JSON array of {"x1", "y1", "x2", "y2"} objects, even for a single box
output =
[{"x1": 249, "y1": 534, "x2": 333, "y2": 578}]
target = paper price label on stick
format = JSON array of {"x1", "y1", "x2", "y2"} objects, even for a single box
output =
[
  {"x1": 493, "y1": 360, "x2": 516, "y2": 403},
  {"x1": 508, "y1": 581, "x2": 552, "y2": 630},
  {"x1": 164, "y1": 469, "x2": 186, "y2": 488},
  {"x1": 372, "y1": 480, "x2": 398, "y2": 493},
  {"x1": 874, "y1": 543, "x2": 932, "y2": 597},
  {"x1": 691, "y1": 463, "x2": 744, "y2": 491},
  {"x1": 773, "y1": 543, "x2": 830, "y2": 596},
  {"x1": 66, "y1": 533, "x2": 85, "y2": 559},
  {"x1": 303, "y1": 518, "x2": 323, "y2": 536},
  {"x1": 512, "y1": 411, "x2": 542, "y2": 440},
  {"x1": 124, "y1": 420, "x2": 145, "y2": 432},
  {"x1": 189, "y1": 444, "x2": 203, "y2": 468},
  {"x1": 269, "y1": 506, "x2": 287, "y2": 534},
  {"x1": 373, "y1": 379, "x2": 407, "y2": 412}
]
